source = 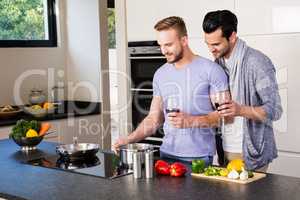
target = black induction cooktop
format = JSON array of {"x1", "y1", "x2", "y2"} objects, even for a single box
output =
[{"x1": 26, "y1": 151, "x2": 132, "y2": 179}]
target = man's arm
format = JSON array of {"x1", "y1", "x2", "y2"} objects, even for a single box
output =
[
  {"x1": 218, "y1": 55, "x2": 282, "y2": 122},
  {"x1": 112, "y1": 96, "x2": 164, "y2": 149},
  {"x1": 218, "y1": 101, "x2": 267, "y2": 121},
  {"x1": 127, "y1": 96, "x2": 164, "y2": 143},
  {"x1": 167, "y1": 111, "x2": 219, "y2": 128}
]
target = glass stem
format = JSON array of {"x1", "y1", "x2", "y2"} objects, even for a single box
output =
[{"x1": 221, "y1": 117, "x2": 225, "y2": 135}]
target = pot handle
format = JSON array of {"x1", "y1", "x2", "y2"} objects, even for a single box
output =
[{"x1": 56, "y1": 146, "x2": 68, "y2": 157}]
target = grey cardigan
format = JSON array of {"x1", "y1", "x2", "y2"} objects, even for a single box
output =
[{"x1": 235, "y1": 46, "x2": 282, "y2": 170}]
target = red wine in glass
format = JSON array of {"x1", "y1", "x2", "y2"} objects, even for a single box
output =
[
  {"x1": 166, "y1": 97, "x2": 179, "y2": 113},
  {"x1": 215, "y1": 103, "x2": 227, "y2": 111},
  {"x1": 166, "y1": 108, "x2": 180, "y2": 113},
  {"x1": 214, "y1": 91, "x2": 231, "y2": 135},
  {"x1": 214, "y1": 103, "x2": 220, "y2": 110}
]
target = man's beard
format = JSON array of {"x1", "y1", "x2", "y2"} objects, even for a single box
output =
[
  {"x1": 166, "y1": 50, "x2": 184, "y2": 64},
  {"x1": 214, "y1": 45, "x2": 230, "y2": 59}
]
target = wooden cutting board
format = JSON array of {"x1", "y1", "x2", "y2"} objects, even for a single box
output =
[{"x1": 191, "y1": 171, "x2": 266, "y2": 184}]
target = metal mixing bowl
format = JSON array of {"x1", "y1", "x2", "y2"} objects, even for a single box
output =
[{"x1": 12, "y1": 136, "x2": 43, "y2": 151}]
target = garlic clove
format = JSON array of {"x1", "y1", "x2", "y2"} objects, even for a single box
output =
[
  {"x1": 239, "y1": 168, "x2": 249, "y2": 181},
  {"x1": 227, "y1": 169, "x2": 239, "y2": 179}
]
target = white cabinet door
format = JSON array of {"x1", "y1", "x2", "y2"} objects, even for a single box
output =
[
  {"x1": 126, "y1": 0, "x2": 234, "y2": 41},
  {"x1": 236, "y1": 0, "x2": 300, "y2": 35},
  {"x1": 269, "y1": 152, "x2": 300, "y2": 178}
]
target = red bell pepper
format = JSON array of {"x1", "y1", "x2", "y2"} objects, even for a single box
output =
[
  {"x1": 170, "y1": 162, "x2": 187, "y2": 177},
  {"x1": 154, "y1": 160, "x2": 170, "y2": 175}
]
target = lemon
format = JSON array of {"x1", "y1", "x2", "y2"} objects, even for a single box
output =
[
  {"x1": 26, "y1": 129, "x2": 38, "y2": 138},
  {"x1": 220, "y1": 168, "x2": 229, "y2": 177},
  {"x1": 227, "y1": 159, "x2": 245, "y2": 173}
]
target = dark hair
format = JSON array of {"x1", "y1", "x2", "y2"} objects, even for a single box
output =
[
  {"x1": 154, "y1": 16, "x2": 187, "y2": 37},
  {"x1": 202, "y1": 10, "x2": 238, "y2": 40}
]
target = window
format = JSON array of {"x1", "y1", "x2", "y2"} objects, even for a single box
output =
[
  {"x1": 107, "y1": 0, "x2": 115, "y2": 49},
  {"x1": 0, "y1": 0, "x2": 57, "y2": 47}
]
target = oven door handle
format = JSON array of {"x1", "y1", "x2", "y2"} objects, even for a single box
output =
[
  {"x1": 129, "y1": 56, "x2": 166, "y2": 59},
  {"x1": 131, "y1": 88, "x2": 153, "y2": 92}
]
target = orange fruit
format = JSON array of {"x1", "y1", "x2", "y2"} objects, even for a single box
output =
[{"x1": 43, "y1": 102, "x2": 54, "y2": 110}]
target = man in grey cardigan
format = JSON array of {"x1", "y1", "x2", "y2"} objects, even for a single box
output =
[{"x1": 202, "y1": 10, "x2": 282, "y2": 171}]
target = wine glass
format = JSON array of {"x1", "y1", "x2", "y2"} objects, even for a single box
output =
[
  {"x1": 165, "y1": 96, "x2": 180, "y2": 113},
  {"x1": 214, "y1": 91, "x2": 231, "y2": 135},
  {"x1": 214, "y1": 91, "x2": 230, "y2": 109}
]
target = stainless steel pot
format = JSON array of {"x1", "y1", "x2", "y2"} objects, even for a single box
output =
[{"x1": 119, "y1": 143, "x2": 155, "y2": 168}]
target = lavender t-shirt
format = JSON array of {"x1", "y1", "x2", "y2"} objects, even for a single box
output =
[{"x1": 153, "y1": 56, "x2": 228, "y2": 157}]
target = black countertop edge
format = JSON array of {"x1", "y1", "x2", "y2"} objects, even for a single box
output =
[
  {"x1": 0, "y1": 101, "x2": 101, "y2": 127},
  {"x1": 0, "y1": 193, "x2": 27, "y2": 200}
]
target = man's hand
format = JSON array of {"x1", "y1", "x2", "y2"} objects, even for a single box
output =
[
  {"x1": 167, "y1": 111, "x2": 193, "y2": 128},
  {"x1": 218, "y1": 100, "x2": 267, "y2": 122},
  {"x1": 112, "y1": 137, "x2": 130, "y2": 154},
  {"x1": 218, "y1": 100, "x2": 242, "y2": 117}
]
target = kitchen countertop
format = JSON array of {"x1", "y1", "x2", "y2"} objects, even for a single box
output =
[
  {"x1": 0, "y1": 101, "x2": 101, "y2": 127},
  {"x1": 1, "y1": 139, "x2": 300, "y2": 200}
]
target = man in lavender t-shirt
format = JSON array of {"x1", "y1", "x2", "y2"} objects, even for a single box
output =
[
  {"x1": 113, "y1": 16, "x2": 228, "y2": 165},
  {"x1": 153, "y1": 56, "x2": 227, "y2": 161}
]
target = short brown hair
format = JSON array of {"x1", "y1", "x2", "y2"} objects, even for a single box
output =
[{"x1": 154, "y1": 16, "x2": 187, "y2": 37}]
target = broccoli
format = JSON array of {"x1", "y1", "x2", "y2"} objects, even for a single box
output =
[
  {"x1": 28, "y1": 120, "x2": 40, "y2": 132},
  {"x1": 9, "y1": 119, "x2": 41, "y2": 139}
]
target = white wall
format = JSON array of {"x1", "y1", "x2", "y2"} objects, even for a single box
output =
[
  {"x1": 59, "y1": 0, "x2": 111, "y2": 148},
  {"x1": 126, "y1": 0, "x2": 300, "y2": 177},
  {"x1": 0, "y1": 1, "x2": 111, "y2": 148},
  {"x1": 0, "y1": 0, "x2": 104, "y2": 104},
  {"x1": 0, "y1": 0, "x2": 66, "y2": 105},
  {"x1": 64, "y1": 0, "x2": 101, "y2": 102}
]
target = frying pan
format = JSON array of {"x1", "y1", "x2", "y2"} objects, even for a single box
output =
[{"x1": 56, "y1": 142, "x2": 100, "y2": 160}]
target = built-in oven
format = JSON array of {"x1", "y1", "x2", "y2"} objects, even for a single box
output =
[{"x1": 129, "y1": 41, "x2": 166, "y2": 145}]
